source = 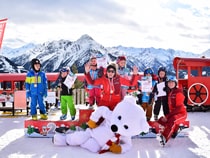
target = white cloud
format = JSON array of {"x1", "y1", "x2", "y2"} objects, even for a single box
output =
[{"x1": 0, "y1": 0, "x2": 210, "y2": 53}]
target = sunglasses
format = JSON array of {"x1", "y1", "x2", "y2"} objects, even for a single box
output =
[
  {"x1": 90, "y1": 65, "x2": 97, "y2": 67},
  {"x1": 107, "y1": 70, "x2": 115, "y2": 73}
]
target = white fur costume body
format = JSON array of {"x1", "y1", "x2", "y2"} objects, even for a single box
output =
[{"x1": 53, "y1": 96, "x2": 150, "y2": 154}]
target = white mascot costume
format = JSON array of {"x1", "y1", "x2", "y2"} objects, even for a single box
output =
[{"x1": 53, "y1": 96, "x2": 150, "y2": 154}]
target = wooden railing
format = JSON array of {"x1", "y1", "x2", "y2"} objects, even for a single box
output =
[
  {"x1": 73, "y1": 89, "x2": 88, "y2": 105},
  {"x1": 0, "y1": 89, "x2": 89, "y2": 116}
]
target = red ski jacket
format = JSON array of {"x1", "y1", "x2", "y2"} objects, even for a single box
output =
[
  {"x1": 85, "y1": 73, "x2": 138, "y2": 110},
  {"x1": 166, "y1": 88, "x2": 187, "y2": 119}
]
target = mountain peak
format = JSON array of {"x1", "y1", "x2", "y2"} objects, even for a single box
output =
[{"x1": 77, "y1": 34, "x2": 93, "y2": 42}]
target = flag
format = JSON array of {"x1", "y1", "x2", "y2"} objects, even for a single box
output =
[{"x1": 0, "y1": 18, "x2": 8, "y2": 49}]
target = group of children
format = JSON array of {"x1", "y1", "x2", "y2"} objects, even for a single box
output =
[
  {"x1": 85, "y1": 56, "x2": 172, "y2": 122},
  {"x1": 26, "y1": 56, "x2": 187, "y2": 145}
]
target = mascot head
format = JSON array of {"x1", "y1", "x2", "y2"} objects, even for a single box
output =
[{"x1": 110, "y1": 96, "x2": 149, "y2": 137}]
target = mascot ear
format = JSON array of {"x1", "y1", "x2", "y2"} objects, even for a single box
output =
[{"x1": 123, "y1": 96, "x2": 136, "y2": 104}]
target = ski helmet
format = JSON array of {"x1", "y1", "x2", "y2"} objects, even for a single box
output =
[
  {"x1": 144, "y1": 67, "x2": 153, "y2": 76},
  {"x1": 31, "y1": 58, "x2": 41, "y2": 72},
  {"x1": 158, "y1": 66, "x2": 167, "y2": 74},
  {"x1": 60, "y1": 67, "x2": 70, "y2": 73},
  {"x1": 167, "y1": 76, "x2": 177, "y2": 87}
]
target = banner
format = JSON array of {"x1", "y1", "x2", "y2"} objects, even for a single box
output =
[{"x1": 0, "y1": 18, "x2": 8, "y2": 49}]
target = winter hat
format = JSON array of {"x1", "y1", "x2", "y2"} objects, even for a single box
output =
[
  {"x1": 117, "y1": 56, "x2": 126, "y2": 64},
  {"x1": 107, "y1": 64, "x2": 116, "y2": 72}
]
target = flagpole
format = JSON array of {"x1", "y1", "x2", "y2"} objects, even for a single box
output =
[{"x1": 0, "y1": 18, "x2": 8, "y2": 51}]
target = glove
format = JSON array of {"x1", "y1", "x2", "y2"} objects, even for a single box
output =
[
  {"x1": 44, "y1": 91, "x2": 47, "y2": 98},
  {"x1": 148, "y1": 93, "x2": 154, "y2": 105},
  {"x1": 109, "y1": 143, "x2": 122, "y2": 154},
  {"x1": 87, "y1": 119, "x2": 98, "y2": 129},
  {"x1": 26, "y1": 91, "x2": 31, "y2": 99}
]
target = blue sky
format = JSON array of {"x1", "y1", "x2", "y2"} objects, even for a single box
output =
[{"x1": 0, "y1": 0, "x2": 210, "y2": 54}]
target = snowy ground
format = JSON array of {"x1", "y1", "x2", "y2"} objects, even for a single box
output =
[{"x1": 0, "y1": 107, "x2": 210, "y2": 158}]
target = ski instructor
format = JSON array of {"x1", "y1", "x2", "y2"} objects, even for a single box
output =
[{"x1": 158, "y1": 76, "x2": 187, "y2": 146}]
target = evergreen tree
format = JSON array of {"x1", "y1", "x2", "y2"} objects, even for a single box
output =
[{"x1": 71, "y1": 63, "x2": 84, "y2": 89}]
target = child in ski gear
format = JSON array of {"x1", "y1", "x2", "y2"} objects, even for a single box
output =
[
  {"x1": 157, "y1": 76, "x2": 187, "y2": 145},
  {"x1": 85, "y1": 63, "x2": 139, "y2": 110},
  {"x1": 116, "y1": 56, "x2": 131, "y2": 99},
  {"x1": 153, "y1": 67, "x2": 169, "y2": 121},
  {"x1": 25, "y1": 58, "x2": 48, "y2": 121},
  {"x1": 53, "y1": 96, "x2": 150, "y2": 154},
  {"x1": 138, "y1": 67, "x2": 157, "y2": 121},
  {"x1": 86, "y1": 56, "x2": 102, "y2": 108},
  {"x1": 59, "y1": 67, "x2": 76, "y2": 120}
]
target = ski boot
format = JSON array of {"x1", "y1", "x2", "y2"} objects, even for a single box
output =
[
  {"x1": 60, "y1": 114, "x2": 67, "y2": 120},
  {"x1": 154, "y1": 115, "x2": 158, "y2": 121},
  {"x1": 160, "y1": 135, "x2": 166, "y2": 146},
  {"x1": 32, "y1": 115, "x2": 38, "y2": 121},
  {"x1": 149, "y1": 127, "x2": 157, "y2": 134},
  {"x1": 71, "y1": 116, "x2": 75, "y2": 121},
  {"x1": 171, "y1": 124, "x2": 188, "y2": 138},
  {"x1": 40, "y1": 114, "x2": 48, "y2": 120},
  {"x1": 88, "y1": 104, "x2": 94, "y2": 109}
]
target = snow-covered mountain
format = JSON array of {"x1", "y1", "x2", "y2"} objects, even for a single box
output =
[
  {"x1": 0, "y1": 55, "x2": 27, "y2": 73},
  {"x1": 1, "y1": 34, "x2": 206, "y2": 74},
  {"x1": 112, "y1": 46, "x2": 200, "y2": 74}
]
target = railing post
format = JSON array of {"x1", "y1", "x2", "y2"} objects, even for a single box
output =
[
  {"x1": 77, "y1": 89, "x2": 80, "y2": 105},
  {"x1": 81, "y1": 89, "x2": 84, "y2": 105},
  {"x1": 73, "y1": 89, "x2": 86, "y2": 105},
  {"x1": 73, "y1": 89, "x2": 76, "y2": 104}
]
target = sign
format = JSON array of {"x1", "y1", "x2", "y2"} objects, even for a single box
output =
[
  {"x1": 63, "y1": 74, "x2": 77, "y2": 89},
  {"x1": 97, "y1": 57, "x2": 108, "y2": 68},
  {"x1": 0, "y1": 95, "x2": 6, "y2": 102},
  {"x1": 0, "y1": 18, "x2": 8, "y2": 49},
  {"x1": 141, "y1": 76, "x2": 152, "y2": 92},
  {"x1": 156, "y1": 82, "x2": 166, "y2": 97},
  {"x1": 14, "y1": 90, "x2": 27, "y2": 109}
]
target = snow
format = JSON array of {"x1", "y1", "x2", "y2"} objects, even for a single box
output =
[{"x1": 0, "y1": 111, "x2": 210, "y2": 158}]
